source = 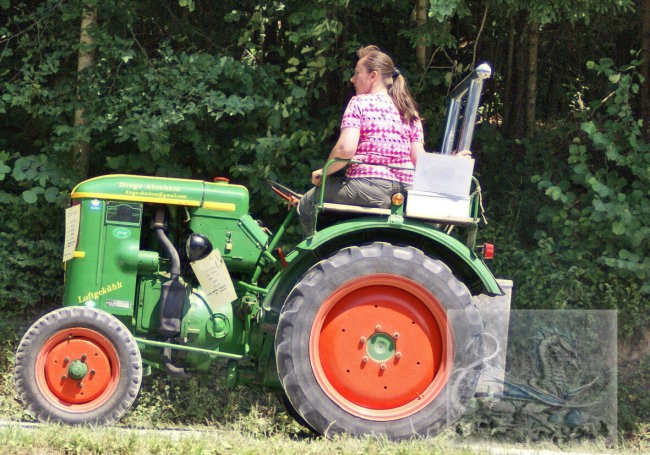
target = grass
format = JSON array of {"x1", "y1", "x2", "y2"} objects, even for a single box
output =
[
  {"x1": 0, "y1": 424, "x2": 480, "y2": 455},
  {"x1": 1, "y1": 423, "x2": 647, "y2": 455}
]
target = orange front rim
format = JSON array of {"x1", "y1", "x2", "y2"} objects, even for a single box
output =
[
  {"x1": 35, "y1": 327, "x2": 120, "y2": 412},
  {"x1": 310, "y1": 274, "x2": 452, "y2": 421}
]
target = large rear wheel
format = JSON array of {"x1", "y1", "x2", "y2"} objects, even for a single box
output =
[
  {"x1": 275, "y1": 242, "x2": 483, "y2": 439},
  {"x1": 15, "y1": 306, "x2": 142, "y2": 425}
]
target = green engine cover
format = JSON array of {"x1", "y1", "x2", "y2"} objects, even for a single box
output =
[{"x1": 62, "y1": 198, "x2": 155, "y2": 325}]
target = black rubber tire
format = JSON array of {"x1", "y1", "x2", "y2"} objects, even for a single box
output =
[
  {"x1": 275, "y1": 242, "x2": 484, "y2": 439},
  {"x1": 278, "y1": 391, "x2": 318, "y2": 433},
  {"x1": 15, "y1": 306, "x2": 143, "y2": 425}
]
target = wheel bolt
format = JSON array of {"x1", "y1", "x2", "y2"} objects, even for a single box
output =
[
  {"x1": 393, "y1": 332, "x2": 400, "y2": 339},
  {"x1": 61, "y1": 375, "x2": 67, "y2": 381},
  {"x1": 359, "y1": 336, "x2": 366, "y2": 344},
  {"x1": 78, "y1": 383, "x2": 83, "y2": 388},
  {"x1": 63, "y1": 357, "x2": 70, "y2": 364},
  {"x1": 380, "y1": 363, "x2": 386, "y2": 370},
  {"x1": 395, "y1": 351, "x2": 402, "y2": 359},
  {"x1": 81, "y1": 354, "x2": 87, "y2": 362},
  {"x1": 90, "y1": 369, "x2": 96, "y2": 376},
  {"x1": 361, "y1": 356, "x2": 369, "y2": 363},
  {"x1": 375, "y1": 324, "x2": 382, "y2": 332}
]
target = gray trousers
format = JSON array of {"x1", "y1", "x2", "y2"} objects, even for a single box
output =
[{"x1": 297, "y1": 177, "x2": 410, "y2": 236}]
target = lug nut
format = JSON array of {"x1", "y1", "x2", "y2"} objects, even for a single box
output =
[
  {"x1": 380, "y1": 363, "x2": 386, "y2": 370},
  {"x1": 63, "y1": 357, "x2": 70, "y2": 364},
  {"x1": 359, "y1": 336, "x2": 366, "y2": 344},
  {"x1": 375, "y1": 325, "x2": 382, "y2": 332},
  {"x1": 81, "y1": 354, "x2": 87, "y2": 362},
  {"x1": 361, "y1": 356, "x2": 369, "y2": 363},
  {"x1": 395, "y1": 351, "x2": 402, "y2": 359},
  {"x1": 393, "y1": 332, "x2": 400, "y2": 339},
  {"x1": 61, "y1": 375, "x2": 67, "y2": 381}
]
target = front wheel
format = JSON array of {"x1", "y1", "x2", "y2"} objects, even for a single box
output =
[
  {"x1": 15, "y1": 306, "x2": 142, "y2": 425},
  {"x1": 275, "y1": 242, "x2": 484, "y2": 439}
]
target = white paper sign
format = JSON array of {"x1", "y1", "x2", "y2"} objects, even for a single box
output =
[
  {"x1": 62, "y1": 204, "x2": 81, "y2": 262},
  {"x1": 190, "y1": 249, "x2": 237, "y2": 309}
]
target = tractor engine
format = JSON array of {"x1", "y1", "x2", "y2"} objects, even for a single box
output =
[{"x1": 62, "y1": 174, "x2": 269, "y2": 374}]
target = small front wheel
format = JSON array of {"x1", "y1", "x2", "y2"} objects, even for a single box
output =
[
  {"x1": 275, "y1": 242, "x2": 483, "y2": 439},
  {"x1": 15, "y1": 306, "x2": 142, "y2": 425}
]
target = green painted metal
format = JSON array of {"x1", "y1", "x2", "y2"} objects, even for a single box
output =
[
  {"x1": 294, "y1": 217, "x2": 502, "y2": 295},
  {"x1": 62, "y1": 199, "x2": 148, "y2": 324},
  {"x1": 188, "y1": 210, "x2": 268, "y2": 273},
  {"x1": 71, "y1": 174, "x2": 250, "y2": 215},
  {"x1": 67, "y1": 360, "x2": 88, "y2": 380},
  {"x1": 134, "y1": 337, "x2": 243, "y2": 360},
  {"x1": 367, "y1": 333, "x2": 396, "y2": 362}
]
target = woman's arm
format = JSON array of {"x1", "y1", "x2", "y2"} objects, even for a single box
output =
[
  {"x1": 311, "y1": 127, "x2": 360, "y2": 185},
  {"x1": 410, "y1": 141, "x2": 425, "y2": 165}
]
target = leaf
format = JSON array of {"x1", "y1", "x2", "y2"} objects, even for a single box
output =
[
  {"x1": 22, "y1": 190, "x2": 38, "y2": 204},
  {"x1": 44, "y1": 187, "x2": 59, "y2": 203},
  {"x1": 608, "y1": 73, "x2": 621, "y2": 84},
  {"x1": 545, "y1": 186, "x2": 563, "y2": 201},
  {"x1": 581, "y1": 121, "x2": 597, "y2": 135},
  {"x1": 0, "y1": 162, "x2": 10, "y2": 180},
  {"x1": 611, "y1": 221, "x2": 626, "y2": 235}
]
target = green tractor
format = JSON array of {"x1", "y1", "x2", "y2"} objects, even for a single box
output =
[{"x1": 15, "y1": 64, "x2": 512, "y2": 439}]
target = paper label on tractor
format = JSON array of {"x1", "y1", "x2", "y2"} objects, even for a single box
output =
[
  {"x1": 190, "y1": 249, "x2": 237, "y2": 309},
  {"x1": 62, "y1": 204, "x2": 81, "y2": 262}
]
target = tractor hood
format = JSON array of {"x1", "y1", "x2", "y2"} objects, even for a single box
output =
[{"x1": 71, "y1": 174, "x2": 249, "y2": 216}]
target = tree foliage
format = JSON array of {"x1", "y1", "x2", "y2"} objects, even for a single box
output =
[
  {"x1": 534, "y1": 56, "x2": 649, "y2": 291},
  {"x1": 0, "y1": 2, "x2": 646, "y2": 335}
]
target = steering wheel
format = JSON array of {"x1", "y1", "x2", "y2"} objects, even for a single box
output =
[{"x1": 267, "y1": 180, "x2": 303, "y2": 205}]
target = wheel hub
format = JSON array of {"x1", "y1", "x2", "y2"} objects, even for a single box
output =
[
  {"x1": 67, "y1": 359, "x2": 88, "y2": 380},
  {"x1": 365, "y1": 332, "x2": 395, "y2": 363}
]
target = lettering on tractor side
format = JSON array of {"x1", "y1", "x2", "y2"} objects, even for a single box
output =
[{"x1": 76, "y1": 281, "x2": 124, "y2": 304}]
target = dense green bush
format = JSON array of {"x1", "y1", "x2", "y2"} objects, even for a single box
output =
[
  {"x1": 475, "y1": 56, "x2": 649, "y2": 338},
  {"x1": 0, "y1": 154, "x2": 67, "y2": 311}
]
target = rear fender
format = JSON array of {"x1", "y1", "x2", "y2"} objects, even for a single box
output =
[
  {"x1": 306, "y1": 219, "x2": 499, "y2": 292},
  {"x1": 264, "y1": 218, "x2": 501, "y2": 317}
]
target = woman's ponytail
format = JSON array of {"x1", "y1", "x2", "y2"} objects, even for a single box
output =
[{"x1": 389, "y1": 71, "x2": 419, "y2": 122}]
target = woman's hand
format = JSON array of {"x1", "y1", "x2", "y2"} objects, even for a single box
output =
[
  {"x1": 454, "y1": 149, "x2": 473, "y2": 158},
  {"x1": 311, "y1": 169, "x2": 323, "y2": 186}
]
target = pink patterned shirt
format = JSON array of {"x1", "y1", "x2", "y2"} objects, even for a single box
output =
[{"x1": 341, "y1": 93, "x2": 423, "y2": 185}]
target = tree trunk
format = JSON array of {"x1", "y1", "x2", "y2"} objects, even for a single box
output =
[
  {"x1": 641, "y1": 0, "x2": 650, "y2": 138},
  {"x1": 503, "y1": 15, "x2": 516, "y2": 130},
  {"x1": 72, "y1": 6, "x2": 97, "y2": 178},
  {"x1": 509, "y1": 15, "x2": 528, "y2": 139},
  {"x1": 525, "y1": 18, "x2": 539, "y2": 137},
  {"x1": 415, "y1": 0, "x2": 428, "y2": 69}
]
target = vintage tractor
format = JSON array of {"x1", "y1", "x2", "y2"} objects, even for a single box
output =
[{"x1": 14, "y1": 64, "x2": 512, "y2": 439}]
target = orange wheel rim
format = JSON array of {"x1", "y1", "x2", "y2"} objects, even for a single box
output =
[
  {"x1": 35, "y1": 327, "x2": 120, "y2": 412},
  {"x1": 310, "y1": 274, "x2": 452, "y2": 421}
]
